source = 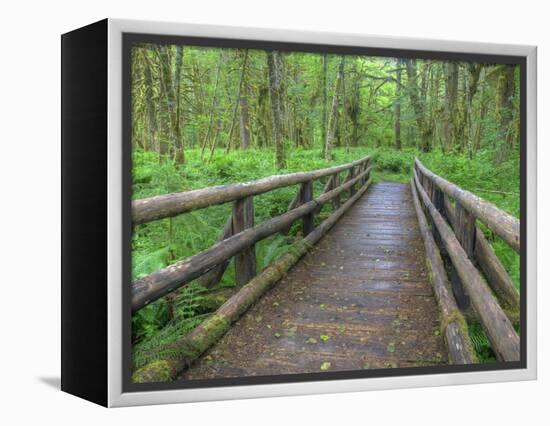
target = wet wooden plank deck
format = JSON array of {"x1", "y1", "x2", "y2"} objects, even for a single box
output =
[{"x1": 182, "y1": 182, "x2": 447, "y2": 380}]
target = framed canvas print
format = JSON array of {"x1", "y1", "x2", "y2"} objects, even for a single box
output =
[{"x1": 61, "y1": 18, "x2": 537, "y2": 407}]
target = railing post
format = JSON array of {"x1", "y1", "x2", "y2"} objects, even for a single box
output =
[
  {"x1": 450, "y1": 200, "x2": 475, "y2": 311},
  {"x1": 233, "y1": 196, "x2": 256, "y2": 285},
  {"x1": 332, "y1": 173, "x2": 340, "y2": 210},
  {"x1": 454, "y1": 202, "x2": 476, "y2": 259},
  {"x1": 431, "y1": 186, "x2": 445, "y2": 246},
  {"x1": 347, "y1": 166, "x2": 356, "y2": 197},
  {"x1": 301, "y1": 180, "x2": 314, "y2": 236},
  {"x1": 363, "y1": 159, "x2": 370, "y2": 184}
]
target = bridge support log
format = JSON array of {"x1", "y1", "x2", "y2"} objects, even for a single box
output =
[
  {"x1": 132, "y1": 178, "x2": 372, "y2": 383},
  {"x1": 198, "y1": 215, "x2": 233, "y2": 288},
  {"x1": 233, "y1": 196, "x2": 256, "y2": 285},
  {"x1": 313, "y1": 176, "x2": 335, "y2": 214},
  {"x1": 413, "y1": 170, "x2": 520, "y2": 362},
  {"x1": 410, "y1": 179, "x2": 476, "y2": 365}
]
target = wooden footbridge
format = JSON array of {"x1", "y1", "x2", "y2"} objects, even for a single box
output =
[{"x1": 131, "y1": 156, "x2": 520, "y2": 383}]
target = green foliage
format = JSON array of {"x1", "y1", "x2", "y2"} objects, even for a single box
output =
[
  {"x1": 468, "y1": 323, "x2": 497, "y2": 363},
  {"x1": 132, "y1": 300, "x2": 170, "y2": 343},
  {"x1": 132, "y1": 145, "x2": 520, "y2": 366},
  {"x1": 371, "y1": 148, "x2": 415, "y2": 174}
]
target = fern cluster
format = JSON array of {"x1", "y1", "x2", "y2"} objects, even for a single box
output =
[{"x1": 468, "y1": 323, "x2": 497, "y2": 363}]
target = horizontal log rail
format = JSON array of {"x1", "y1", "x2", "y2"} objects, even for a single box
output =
[
  {"x1": 133, "y1": 155, "x2": 371, "y2": 225},
  {"x1": 415, "y1": 158, "x2": 520, "y2": 253},
  {"x1": 413, "y1": 168, "x2": 520, "y2": 362},
  {"x1": 410, "y1": 180, "x2": 476, "y2": 365},
  {"x1": 131, "y1": 157, "x2": 371, "y2": 313},
  {"x1": 133, "y1": 178, "x2": 373, "y2": 383}
]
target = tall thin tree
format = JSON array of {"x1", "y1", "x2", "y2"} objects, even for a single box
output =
[
  {"x1": 325, "y1": 56, "x2": 345, "y2": 160},
  {"x1": 394, "y1": 58, "x2": 402, "y2": 150},
  {"x1": 267, "y1": 50, "x2": 286, "y2": 168}
]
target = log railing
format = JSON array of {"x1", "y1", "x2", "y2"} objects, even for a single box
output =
[
  {"x1": 131, "y1": 155, "x2": 372, "y2": 313},
  {"x1": 412, "y1": 158, "x2": 520, "y2": 362}
]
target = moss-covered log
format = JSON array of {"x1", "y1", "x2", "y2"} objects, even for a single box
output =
[
  {"x1": 195, "y1": 288, "x2": 235, "y2": 314},
  {"x1": 413, "y1": 170, "x2": 519, "y2": 361},
  {"x1": 415, "y1": 158, "x2": 519, "y2": 253},
  {"x1": 132, "y1": 178, "x2": 372, "y2": 383},
  {"x1": 410, "y1": 179, "x2": 476, "y2": 364},
  {"x1": 133, "y1": 155, "x2": 370, "y2": 224},
  {"x1": 131, "y1": 166, "x2": 372, "y2": 313}
]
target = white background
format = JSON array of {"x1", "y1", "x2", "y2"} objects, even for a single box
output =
[{"x1": 0, "y1": 0, "x2": 547, "y2": 424}]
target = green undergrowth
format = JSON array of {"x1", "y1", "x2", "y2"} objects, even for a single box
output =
[{"x1": 132, "y1": 146, "x2": 520, "y2": 366}]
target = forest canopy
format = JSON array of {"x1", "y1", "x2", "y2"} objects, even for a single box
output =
[{"x1": 131, "y1": 43, "x2": 520, "y2": 165}]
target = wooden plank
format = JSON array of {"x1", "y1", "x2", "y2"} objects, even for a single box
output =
[
  {"x1": 233, "y1": 196, "x2": 256, "y2": 286},
  {"x1": 415, "y1": 158, "x2": 519, "y2": 253},
  {"x1": 410, "y1": 179, "x2": 476, "y2": 364},
  {"x1": 131, "y1": 166, "x2": 372, "y2": 312},
  {"x1": 413, "y1": 169, "x2": 520, "y2": 362},
  {"x1": 133, "y1": 155, "x2": 370, "y2": 224}
]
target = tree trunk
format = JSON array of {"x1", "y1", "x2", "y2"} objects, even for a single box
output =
[
  {"x1": 405, "y1": 59, "x2": 431, "y2": 152},
  {"x1": 225, "y1": 50, "x2": 249, "y2": 153},
  {"x1": 321, "y1": 54, "x2": 328, "y2": 156},
  {"x1": 394, "y1": 59, "x2": 402, "y2": 150},
  {"x1": 325, "y1": 56, "x2": 344, "y2": 160},
  {"x1": 141, "y1": 49, "x2": 158, "y2": 154},
  {"x1": 239, "y1": 75, "x2": 251, "y2": 149},
  {"x1": 267, "y1": 51, "x2": 286, "y2": 169},
  {"x1": 496, "y1": 65, "x2": 516, "y2": 162},
  {"x1": 173, "y1": 46, "x2": 185, "y2": 163},
  {"x1": 201, "y1": 51, "x2": 223, "y2": 158},
  {"x1": 157, "y1": 46, "x2": 179, "y2": 158},
  {"x1": 444, "y1": 62, "x2": 459, "y2": 151}
]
